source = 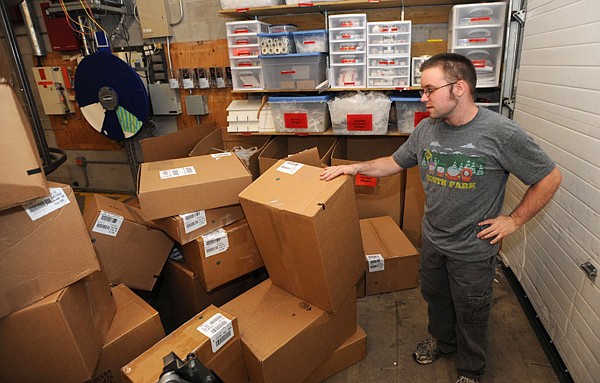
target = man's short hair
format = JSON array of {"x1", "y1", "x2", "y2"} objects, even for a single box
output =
[{"x1": 421, "y1": 53, "x2": 477, "y2": 98}]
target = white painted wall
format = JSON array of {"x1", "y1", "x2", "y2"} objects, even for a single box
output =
[{"x1": 500, "y1": 0, "x2": 600, "y2": 381}]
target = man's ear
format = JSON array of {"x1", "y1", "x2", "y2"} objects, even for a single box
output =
[{"x1": 454, "y1": 80, "x2": 468, "y2": 97}]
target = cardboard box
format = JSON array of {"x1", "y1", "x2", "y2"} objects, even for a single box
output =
[
  {"x1": 122, "y1": 305, "x2": 249, "y2": 383},
  {"x1": 239, "y1": 160, "x2": 364, "y2": 313},
  {"x1": 140, "y1": 123, "x2": 216, "y2": 162},
  {"x1": 0, "y1": 181, "x2": 100, "y2": 319},
  {"x1": 189, "y1": 127, "x2": 271, "y2": 180},
  {"x1": 182, "y1": 219, "x2": 264, "y2": 291},
  {"x1": 137, "y1": 154, "x2": 252, "y2": 220},
  {"x1": 90, "y1": 284, "x2": 165, "y2": 383},
  {"x1": 258, "y1": 136, "x2": 337, "y2": 174},
  {"x1": 165, "y1": 259, "x2": 260, "y2": 327},
  {"x1": 402, "y1": 166, "x2": 425, "y2": 248},
  {"x1": 222, "y1": 280, "x2": 357, "y2": 383},
  {"x1": 0, "y1": 83, "x2": 48, "y2": 210},
  {"x1": 332, "y1": 137, "x2": 407, "y2": 226},
  {"x1": 0, "y1": 271, "x2": 116, "y2": 383},
  {"x1": 83, "y1": 194, "x2": 174, "y2": 291},
  {"x1": 360, "y1": 216, "x2": 420, "y2": 295},
  {"x1": 154, "y1": 204, "x2": 245, "y2": 245},
  {"x1": 304, "y1": 325, "x2": 367, "y2": 383}
]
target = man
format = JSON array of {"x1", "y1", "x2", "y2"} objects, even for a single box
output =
[{"x1": 320, "y1": 53, "x2": 562, "y2": 383}]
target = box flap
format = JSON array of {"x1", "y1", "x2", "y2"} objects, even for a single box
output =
[
  {"x1": 140, "y1": 123, "x2": 216, "y2": 162},
  {"x1": 360, "y1": 216, "x2": 418, "y2": 259}
]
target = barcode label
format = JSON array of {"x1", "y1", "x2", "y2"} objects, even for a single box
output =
[
  {"x1": 92, "y1": 210, "x2": 124, "y2": 237},
  {"x1": 202, "y1": 228, "x2": 229, "y2": 257},
  {"x1": 197, "y1": 313, "x2": 234, "y2": 353},
  {"x1": 366, "y1": 254, "x2": 385, "y2": 272},
  {"x1": 210, "y1": 152, "x2": 232, "y2": 159},
  {"x1": 159, "y1": 166, "x2": 196, "y2": 179},
  {"x1": 179, "y1": 210, "x2": 207, "y2": 234},
  {"x1": 276, "y1": 161, "x2": 304, "y2": 175},
  {"x1": 22, "y1": 188, "x2": 70, "y2": 221}
]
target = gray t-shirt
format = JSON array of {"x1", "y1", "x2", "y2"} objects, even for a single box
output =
[{"x1": 393, "y1": 107, "x2": 555, "y2": 261}]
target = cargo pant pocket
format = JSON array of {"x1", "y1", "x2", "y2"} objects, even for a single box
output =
[{"x1": 466, "y1": 291, "x2": 493, "y2": 326}]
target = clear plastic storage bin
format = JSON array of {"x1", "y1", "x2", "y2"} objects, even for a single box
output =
[
  {"x1": 260, "y1": 52, "x2": 327, "y2": 90},
  {"x1": 225, "y1": 20, "x2": 270, "y2": 36},
  {"x1": 328, "y1": 92, "x2": 392, "y2": 135},
  {"x1": 231, "y1": 68, "x2": 264, "y2": 90},
  {"x1": 269, "y1": 24, "x2": 298, "y2": 33},
  {"x1": 390, "y1": 97, "x2": 428, "y2": 133},
  {"x1": 451, "y1": 2, "x2": 507, "y2": 26},
  {"x1": 292, "y1": 30, "x2": 328, "y2": 53},
  {"x1": 269, "y1": 95, "x2": 332, "y2": 133}
]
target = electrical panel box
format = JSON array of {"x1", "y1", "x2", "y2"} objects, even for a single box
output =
[
  {"x1": 40, "y1": 2, "x2": 82, "y2": 51},
  {"x1": 148, "y1": 83, "x2": 181, "y2": 115},
  {"x1": 32, "y1": 66, "x2": 74, "y2": 115},
  {"x1": 185, "y1": 95, "x2": 209, "y2": 116},
  {"x1": 136, "y1": 0, "x2": 172, "y2": 38}
]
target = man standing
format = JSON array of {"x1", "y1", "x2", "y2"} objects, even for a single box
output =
[{"x1": 320, "y1": 53, "x2": 562, "y2": 383}]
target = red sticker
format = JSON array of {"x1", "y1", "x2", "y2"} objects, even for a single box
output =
[
  {"x1": 347, "y1": 114, "x2": 373, "y2": 131},
  {"x1": 236, "y1": 8, "x2": 249, "y2": 13},
  {"x1": 470, "y1": 16, "x2": 491, "y2": 22},
  {"x1": 281, "y1": 70, "x2": 296, "y2": 75},
  {"x1": 284, "y1": 113, "x2": 308, "y2": 129},
  {"x1": 303, "y1": 40, "x2": 316, "y2": 45},
  {"x1": 468, "y1": 38, "x2": 488, "y2": 43},
  {"x1": 355, "y1": 174, "x2": 377, "y2": 187}
]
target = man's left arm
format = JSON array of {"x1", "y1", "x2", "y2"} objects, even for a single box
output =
[{"x1": 477, "y1": 166, "x2": 562, "y2": 244}]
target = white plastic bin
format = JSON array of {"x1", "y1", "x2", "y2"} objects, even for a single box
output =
[
  {"x1": 292, "y1": 30, "x2": 328, "y2": 53},
  {"x1": 390, "y1": 97, "x2": 429, "y2": 133},
  {"x1": 269, "y1": 95, "x2": 332, "y2": 133},
  {"x1": 260, "y1": 52, "x2": 327, "y2": 90},
  {"x1": 328, "y1": 92, "x2": 392, "y2": 135},
  {"x1": 220, "y1": 0, "x2": 284, "y2": 10}
]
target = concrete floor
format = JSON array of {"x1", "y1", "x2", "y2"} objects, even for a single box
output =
[{"x1": 325, "y1": 260, "x2": 559, "y2": 383}]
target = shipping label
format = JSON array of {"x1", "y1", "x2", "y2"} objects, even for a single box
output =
[
  {"x1": 366, "y1": 254, "x2": 385, "y2": 272},
  {"x1": 179, "y1": 210, "x2": 208, "y2": 234},
  {"x1": 276, "y1": 161, "x2": 304, "y2": 175},
  {"x1": 22, "y1": 187, "x2": 70, "y2": 221},
  {"x1": 197, "y1": 313, "x2": 234, "y2": 353},
  {"x1": 202, "y1": 228, "x2": 229, "y2": 257},
  {"x1": 92, "y1": 210, "x2": 125, "y2": 237},
  {"x1": 159, "y1": 166, "x2": 196, "y2": 179}
]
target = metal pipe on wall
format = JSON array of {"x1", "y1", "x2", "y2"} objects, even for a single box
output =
[{"x1": 19, "y1": 0, "x2": 46, "y2": 57}]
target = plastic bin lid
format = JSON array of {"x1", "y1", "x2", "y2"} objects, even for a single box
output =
[
  {"x1": 268, "y1": 95, "x2": 333, "y2": 103},
  {"x1": 257, "y1": 32, "x2": 295, "y2": 37},
  {"x1": 390, "y1": 96, "x2": 422, "y2": 102},
  {"x1": 259, "y1": 52, "x2": 327, "y2": 58},
  {"x1": 292, "y1": 29, "x2": 327, "y2": 35}
]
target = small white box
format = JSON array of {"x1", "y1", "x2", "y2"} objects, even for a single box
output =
[{"x1": 226, "y1": 99, "x2": 275, "y2": 133}]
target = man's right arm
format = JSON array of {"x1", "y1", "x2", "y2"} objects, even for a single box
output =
[{"x1": 319, "y1": 156, "x2": 403, "y2": 181}]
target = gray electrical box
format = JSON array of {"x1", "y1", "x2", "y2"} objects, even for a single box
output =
[
  {"x1": 148, "y1": 83, "x2": 181, "y2": 115},
  {"x1": 185, "y1": 95, "x2": 209, "y2": 116},
  {"x1": 136, "y1": 0, "x2": 172, "y2": 38}
]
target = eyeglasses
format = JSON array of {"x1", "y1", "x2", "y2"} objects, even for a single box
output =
[{"x1": 419, "y1": 82, "x2": 458, "y2": 97}]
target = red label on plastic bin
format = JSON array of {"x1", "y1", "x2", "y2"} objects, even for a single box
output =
[
  {"x1": 469, "y1": 38, "x2": 488, "y2": 43},
  {"x1": 471, "y1": 60, "x2": 486, "y2": 68},
  {"x1": 298, "y1": 2, "x2": 314, "y2": 5},
  {"x1": 281, "y1": 70, "x2": 296, "y2": 75},
  {"x1": 236, "y1": 8, "x2": 250, "y2": 13},
  {"x1": 284, "y1": 113, "x2": 308, "y2": 129},
  {"x1": 470, "y1": 17, "x2": 491, "y2": 22},
  {"x1": 355, "y1": 174, "x2": 378, "y2": 187},
  {"x1": 347, "y1": 114, "x2": 373, "y2": 131},
  {"x1": 414, "y1": 111, "x2": 430, "y2": 127},
  {"x1": 303, "y1": 40, "x2": 316, "y2": 45}
]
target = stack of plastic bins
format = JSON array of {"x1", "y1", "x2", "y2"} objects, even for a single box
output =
[
  {"x1": 226, "y1": 20, "x2": 270, "y2": 90},
  {"x1": 390, "y1": 96, "x2": 429, "y2": 134},
  {"x1": 329, "y1": 14, "x2": 367, "y2": 89},
  {"x1": 366, "y1": 21, "x2": 412, "y2": 89},
  {"x1": 260, "y1": 52, "x2": 327, "y2": 90},
  {"x1": 269, "y1": 95, "x2": 333, "y2": 133},
  {"x1": 448, "y1": 2, "x2": 507, "y2": 87}
]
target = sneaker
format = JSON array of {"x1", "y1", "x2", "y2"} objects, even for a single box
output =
[
  {"x1": 412, "y1": 335, "x2": 441, "y2": 365},
  {"x1": 456, "y1": 376, "x2": 480, "y2": 383}
]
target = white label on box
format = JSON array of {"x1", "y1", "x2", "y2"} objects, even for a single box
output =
[
  {"x1": 276, "y1": 161, "x2": 304, "y2": 175},
  {"x1": 159, "y1": 166, "x2": 196, "y2": 179},
  {"x1": 22, "y1": 187, "x2": 70, "y2": 221},
  {"x1": 210, "y1": 152, "x2": 232, "y2": 159},
  {"x1": 179, "y1": 210, "x2": 207, "y2": 234},
  {"x1": 366, "y1": 254, "x2": 385, "y2": 272},
  {"x1": 197, "y1": 313, "x2": 234, "y2": 353},
  {"x1": 202, "y1": 228, "x2": 229, "y2": 257},
  {"x1": 92, "y1": 210, "x2": 125, "y2": 237}
]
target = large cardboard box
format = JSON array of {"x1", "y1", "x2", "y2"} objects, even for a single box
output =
[
  {"x1": 0, "y1": 271, "x2": 116, "y2": 383},
  {"x1": 91, "y1": 284, "x2": 165, "y2": 383},
  {"x1": 304, "y1": 325, "x2": 367, "y2": 383},
  {"x1": 402, "y1": 166, "x2": 425, "y2": 248},
  {"x1": 165, "y1": 259, "x2": 259, "y2": 327},
  {"x1": 222, "y1": 279, "x2": 357, "y2": 383},
  {"x1": 239, "y1": 160, "x2": 364, "y2": 313},
  {"x1": 182, "y1": 219, "x2": 263, "y2": 291},
  {"x1": 122, "y1": 305, "x2": 249, "y2": 383},
  {"x1": 0, "y1": 181, "x2": 100, "y2": 319},
  {"x1": 83, "y1": 194, "x2": 174, "y2": 291},
  {"x1": 0, "y1": 84, "x2": 48, "y2": 210},
  {"x1": 360, "y1": 216, "x2": 420, "y2": 295},
  {"x1": 140, "y1": 123, "x2": 216, "y2": 162},
  {"x1": 258, "y1": 136, "x2": 337, "y2": 174},
  {"x1": 189, "y1": 127, "x2": 271, "y2": 180},
  {"x1": 137, "y1": 153, "x2": 252, "y2": 220},
  {"x1": 154, "y1": 204, "x2": 245, "y2": 245},
  {"x1": 332, "y1": 137, "x2": 407, "y2": 226}
]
